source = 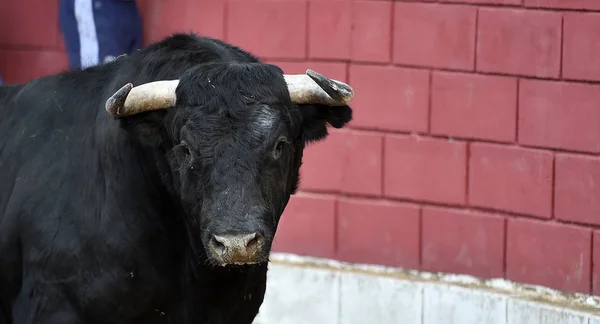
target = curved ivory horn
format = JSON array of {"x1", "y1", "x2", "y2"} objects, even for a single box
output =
[
  {"x1": 105, "y1": 69, "x2": 354, "y2": 117},
  {"x1": 283, "y1": 69, "x2": 354, "y2": 106},
  {"x1": 105, "y1": 80, "x2": 179, "y2": 117}
]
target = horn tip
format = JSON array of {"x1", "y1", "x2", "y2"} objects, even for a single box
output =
[
  {"x1": 305, "y1": 69, "x2": 322, "y2": 80},
  {"x1": 105, "y1": 83, "x2": 133, "y2": 116},
  {"x1": 306, "y1": 69, "x2": 354, "y2": 104}
]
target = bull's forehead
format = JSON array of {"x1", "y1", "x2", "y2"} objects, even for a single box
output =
[
  {"x1": 252, "y1": 105, "x2": 278, "y2": 132},
  {"x1": 180, "y1": 93, "x2": 288, "y2": 151}
]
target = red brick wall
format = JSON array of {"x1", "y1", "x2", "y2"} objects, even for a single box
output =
[{"x1": 2, "y1": 0, "x2": 600, "y2": 296}]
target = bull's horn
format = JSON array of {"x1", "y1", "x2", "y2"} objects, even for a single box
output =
[
  {"x1": 283, "y1": 69, "x2": 354, "y2": 106},
  {"x1": 105, "y1": 80, "x2": 179, "y2": 117},
  {"x1": 105, "y1": 69, "x2": 353, "y2": 117}
]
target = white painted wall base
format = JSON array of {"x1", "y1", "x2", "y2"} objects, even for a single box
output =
[{"x1": 254, "y1": 253, "x2": 600, "y2": 324}]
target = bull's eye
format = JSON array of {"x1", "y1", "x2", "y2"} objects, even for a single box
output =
[
  {"x1": 273, "y1": 137, "x2": 288, "y2": 160},
  {"x1": 180, "y1": 142, "x2": 191, "y2": 156}
]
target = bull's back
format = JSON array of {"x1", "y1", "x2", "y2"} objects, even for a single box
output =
[
  {"x1": 0, "y1": 84, "x2": 28, "y2": 321},
  {"x1": 0, "y1": 76, "x2": 103, "y2": 314},
  {"x1": 0, "y1": 85, "x2": 23, "y2": 324},
  {"x1": 0, "y1": 77, "x2": 92, "y2": 206},
  {"x1": 0, "y1": 84, "x2": 25, "y2": 164},
  {"x1": 0, "y1": 83, "x2": 29, "y2": 223}
]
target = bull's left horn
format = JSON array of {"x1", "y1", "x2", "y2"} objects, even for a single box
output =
[
  {"x1": 284, "y1": 69, "x2": 354, "y2": 106},
  {"x1": 105, "y1": 80, "x2": 179, "y2": 117}
]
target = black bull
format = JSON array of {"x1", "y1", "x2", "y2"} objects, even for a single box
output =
[{"x1": 0, "y1": 34, "x2": 353, "y2": 324}]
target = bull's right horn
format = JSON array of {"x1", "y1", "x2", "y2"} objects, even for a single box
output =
[{"x1": 105, "y1": 80, "x2": 179, "y2": 117}]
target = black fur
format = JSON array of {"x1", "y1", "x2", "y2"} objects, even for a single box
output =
[{"x1": 0, "y1": 34, "x2": 352, "y2": 324}]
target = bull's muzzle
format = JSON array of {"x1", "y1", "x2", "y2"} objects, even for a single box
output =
[{"x1": 207, "y1": 232, "x2": 266, "y2": 266}]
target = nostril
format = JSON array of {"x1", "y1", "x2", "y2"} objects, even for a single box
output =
[
  {"x1": 210, "y1": 235, "x2": 226, "y2": 255},
  {"x1": 244, "y1": 232, "x2": 264, "y2": 249}
]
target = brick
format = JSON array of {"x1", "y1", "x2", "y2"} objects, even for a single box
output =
[
  {"x1": 555, "y1": 154, "x2": 600, "y2": 226},
  {"x1": 393, "y1": 2, "x2": 476, "y2": 70},
  {"x1": 519, "y1": 79, "x2": 600, "y2": 153},
  {"x1": 469, "y1": 144, "x2": 553, "y2": 218},
  {"x1": 299, "y1": 130, "x2": 383, "y2": 196},
  {"x1": 563, "y1": 13, "x2": 600, "y2": 82},
  {"x1": 594, "y1": 232, "x2": 600, "y2": 296},
  {"x1": 227, "y1": 1, "x2": 306, "y2": 59},
  {"x1": 265, "y1": 61, "x2": 348, "y2": 83},
  {"x1": 441, "y1": 0, "x2": 520, "y2": 4},
  {"x1": 0, "y1": 0, "x2": 60, "y2": 48},
  {"x1": 0, "y1": 50, "x2": 68, "y2": 84},
  {"x1": 308, "y1": 1, "x2": 351, "y2": 60},
  {"x1": 384, "y1": 135, "x2": 467, "y2": 205},
  {"x1": 337, "y1": 198, "x2": 420, "y2": 269},
  {"x1": 141, "y1": 0, "x2": 225, "y2": 44},
  {"x1": 348, "y1": 65, "x2": 429, "y2": 132},
  {"x1": 431, "y1": 72, "x2": 517, "y2": 142},
  {"x1": 422, "y1": 207, "x2": 505, "y2": 279},
  {"x1": 477, "y1": 8, "x2": 561, "y2": 78},
  {"x1": 350, "y1": 1, "x2": 392, "y2": 63},
  {"x1": 524, "y1": 0, "x2": 600, "y2": 10},
  {"x1": 506, "y1": 218, "x2": 592, "y2": 294},
  {"x1": 272, "y1": 193, "x2": 336, "y2": 258}
]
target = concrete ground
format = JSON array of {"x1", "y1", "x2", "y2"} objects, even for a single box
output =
[{"x1": 254, "y1": 253, "x2": 600, "y2": 324}]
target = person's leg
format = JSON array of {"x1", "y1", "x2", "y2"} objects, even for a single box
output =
[
  {"x1": 59, "y1": 0, "x2": 98, "y2": 70},
  {"x1": 126, "y1": 1, "x2": 144, "y2": 55},
  {"x1": 60, "y1": 0, "x2": 143, "y2": 70},
  {"x1": 93, "y1": 0, "x2": 143, "y2": 65}
]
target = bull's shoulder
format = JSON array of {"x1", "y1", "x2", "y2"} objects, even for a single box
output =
[{"x1": 0, "y1": 84, "x2": 23, "y2": 102}]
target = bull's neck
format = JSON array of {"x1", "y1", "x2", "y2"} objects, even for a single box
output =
[{"x1": 96, "y1": 117, "x2": 179, "y2": 221}]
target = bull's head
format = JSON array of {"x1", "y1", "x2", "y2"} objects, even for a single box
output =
[{"x1": 104, "y1": 63, "x2": 353, "y2": 267}]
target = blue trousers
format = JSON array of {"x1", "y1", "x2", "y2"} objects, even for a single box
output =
[{"x1": 59, "y1": 0, "x2": 143, "y2": 69}]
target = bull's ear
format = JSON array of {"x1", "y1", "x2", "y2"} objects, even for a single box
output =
[
  {"x1": 298, "y1": 104, "x2": 352, "y2": 143},
  {"x1": 119, "y1": 110, "x2": 167, "y2": 148}
]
